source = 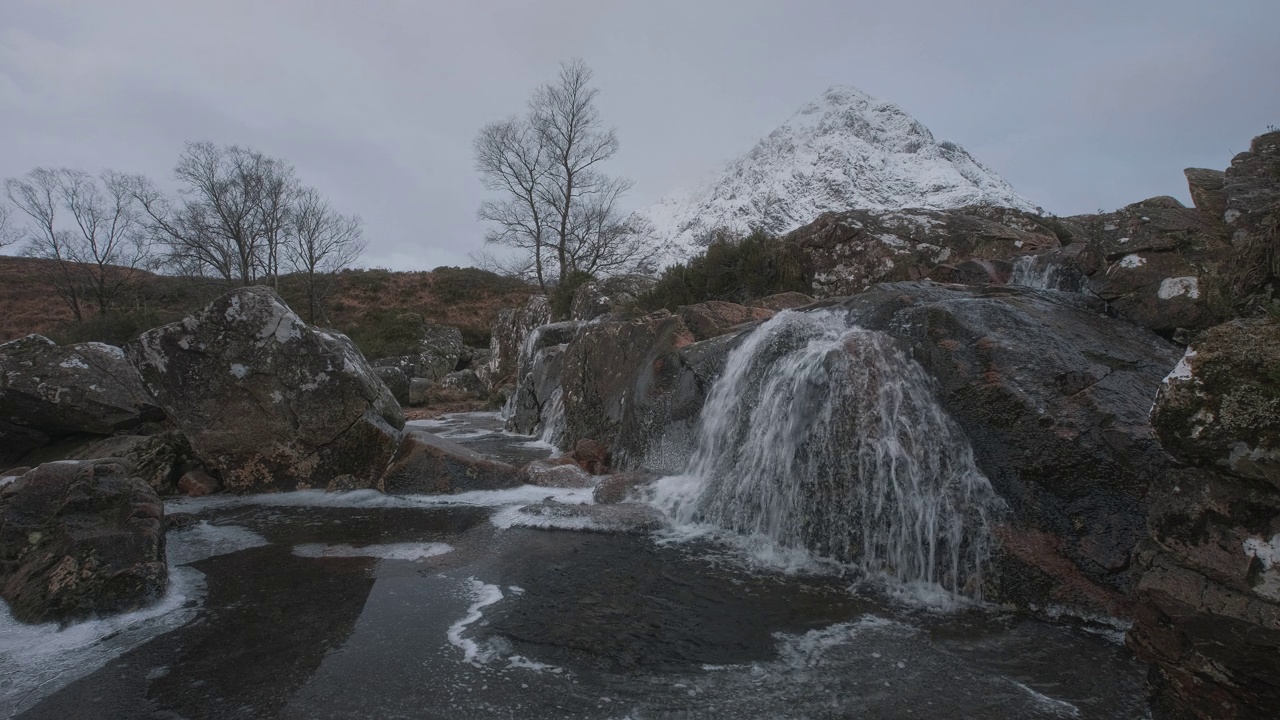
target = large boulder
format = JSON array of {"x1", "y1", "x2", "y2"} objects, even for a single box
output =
[
  {"x1": 677, "y1": 301, "x2": 774, "y2": 341},
  {"x1": 0, "y1": 336, "x2": 161, "y2": 462},
  {"x1": 1128, "y1": 318, "x2": 1280, "y2": 719},
  {"x1": 372, "y1": 366, "x2": 411, "y2": 405},
  {"x1": 381, "y1": 431, "x2": 521, "y2": 494},
  {"x1": 486, "y1": 296, "x2": 551, "y2": 386},
  {"x1": 1221, "y1": 131, "x2": 1280, "y2": 310},
  {"x1": 834, "y1": 283, "x2": 1181, "y2": 612},
  {"x1": 0, "y1": 459, "x2": 166, "y2": 624},
  {"x1": 127, "y1": 287, "x2": 404, "y2": 494},
  {"x1": 416, "y1": 324, "x2": 466, "y2": 381}
]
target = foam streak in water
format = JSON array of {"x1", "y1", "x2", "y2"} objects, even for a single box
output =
[{"x1": 654, "y1": 310, "x2": 1002, "y2": 598}]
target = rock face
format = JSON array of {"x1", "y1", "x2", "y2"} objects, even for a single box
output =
[
  {"x1": 127, "y1": 287, "x2": 404, "y2": 493},
  {"x1": 0, "y1": 459, "x2": 167, "y2": 624},
  {"x1": 832, "y1": 283, "x2": 1181, "y2": 612},
  {"x1": 1068, "y1": 197, "x2": 1228, "y2": 334},
  {"x1": 784, "y1": 206, "x2": 1067, "y2": 298},
  {"x1": 0, "y1": 335, "x2": 161, "y2": 463},
  {"x1": 1128, "y1": 318, "x2": 1280, "y2": 720},
  {"x1": 752, "y1": 292, "x2": 815, "y2": 311},
  {"x1": 381, "y1": 431, "x2": 521, "y2": 494},
  {"x1": 41, "y1": 433, "x2": 191, "y2": 495},
  {"x1": 561, "y1": 311, "x2": 747, "y2": 472},
  {"x1": 506, "y1": 321, "x2": 583, "y2": 437},
  {"x1": 486, "y1": 296, "x2": 551, "y2": 386}
]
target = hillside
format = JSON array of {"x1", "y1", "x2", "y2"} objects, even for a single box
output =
[
  {"x1": 0, "y1": 255, "x2": 534, "y2": 356},
  {"x1": 633, "y1": 85, "x2": 1039, "y2": 261}
]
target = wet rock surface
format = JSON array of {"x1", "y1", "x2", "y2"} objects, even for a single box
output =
[
  {"x1": 0, "y1": 459, "x2": 166, "y2": 624},
  {"x1": 1128, "y1": 318, "x2": 1280, "y2": 720},
  {"x1": 381, "y1": 431, "x2": 521, "y2": 494},
  {"x1": 835, "y1": 282, "x2": 1182, "y2": 613},
  {"x1": 127, "y1": 287, "x2": 404, "y2": 494},
  {"x1": 1, "y1": 412, "x2": 1152, "y2": 720}
]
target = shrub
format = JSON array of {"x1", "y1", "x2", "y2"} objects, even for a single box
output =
[
  {"x1": 637, "y1": 229, "x2": 809, "y2": 311},
  {"x1": 548, "y1": 270, "x2": 594, "y2": 320},
  {"x1": 431, "y1": 266, "x2": 530, "y2": 304},
  {"x1": 337, "y1": 309, "x2": 424, "y2": 360},
  {"x1": 52, "y1": 309, "x2": 184, "y2": 347}
]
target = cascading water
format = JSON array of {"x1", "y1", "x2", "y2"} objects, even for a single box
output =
[
  {"x1": 654, "y1": 310, "x2": 1003, "y2": 598},
  {"x1": 536, "y1": 386, "x2": 566, "y2": 447},
  {"x1": 1010, "y1": 254, "x2": 1081, "y2": 292}
]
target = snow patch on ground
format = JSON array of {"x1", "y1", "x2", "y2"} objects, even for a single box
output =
[{"x1": 1157, "y1": 276, "x2": 1200, "y2": 300}]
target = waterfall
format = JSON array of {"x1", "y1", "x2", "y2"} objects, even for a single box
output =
[
  {"x1": 655, "y1": 310, "x2": 1002, "y2": 598},
  {"x1": 1010, "y1": 255, "x2": 1081, "y2": 292},
  {"x1": 536, "y1": 386, "x2": 566, "y2": 447}
]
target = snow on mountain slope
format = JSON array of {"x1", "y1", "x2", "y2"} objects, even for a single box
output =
[{"x1": 634, "y1": 86, "x2": 1039, "y2": 260}]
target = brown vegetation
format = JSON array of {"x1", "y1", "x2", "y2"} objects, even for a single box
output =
[{"x1": 0, "y1": 256, "x2": 533, "y2": 354}]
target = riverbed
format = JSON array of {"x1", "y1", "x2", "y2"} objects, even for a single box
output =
[{"x1": 2, "y1": 413, "x2": 1149, "y2": 719}]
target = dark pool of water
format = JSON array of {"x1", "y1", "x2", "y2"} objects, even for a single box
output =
[{"x1": 7, "y1": 414, "x2": 1151, "y2": 720}]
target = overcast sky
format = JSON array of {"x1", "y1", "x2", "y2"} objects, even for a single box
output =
[{"x1": 2, "y1": 0, "x2": 1277, "y2": 270}]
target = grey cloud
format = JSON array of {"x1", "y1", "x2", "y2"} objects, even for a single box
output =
[{"x1": 1, "y1": 0, "x2": 1276, "y2": 270}]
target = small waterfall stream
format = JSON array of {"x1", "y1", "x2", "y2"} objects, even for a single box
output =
[
  {"x1": 655, "y1": 310, "x2": 1002, "y2": 597},
  {"x1": 536, "y1": 386, "x2": 566, "y2": 447}
]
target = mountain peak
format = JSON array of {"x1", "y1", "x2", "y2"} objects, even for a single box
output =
[{"x1": 634, "y1": 87, "x2": 1038, "y2": 260}]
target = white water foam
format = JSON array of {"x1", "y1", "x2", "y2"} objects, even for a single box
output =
[
  {"x1": 1010, "y1": 254, "x2": 1083, "y2": 293},
  {"x1": 446, "y1": 578, "x2": 562, "y2": 673},
  {"x1": 292, "y1": 542, "x2": 453, "y2": 561},
  {"x1": 166, "y1": 486, "x2": 595, "y2": 515},
  {"x1": 536, "y1": 386, "x2": 566, "y2": 448},
  {"x1": 651, "y1": 310, "x2": 1002, "y2": 600},
  {"x1": 0, "y1": 566, "x2": 204, "y2": 717},
  {"x1": 490, "y1": 505, "x2": 615, "y2": 533}
]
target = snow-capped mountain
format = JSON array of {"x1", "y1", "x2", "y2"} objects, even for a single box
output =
[{"x1": 634, "y1": 85, "x2": 1039, "y2": 259}]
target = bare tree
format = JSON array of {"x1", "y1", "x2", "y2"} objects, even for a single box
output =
[
  {"x1": 475, "y1": 59, "x2": 649, "y2": 287},
  {"x1": 6, "y1": 169, "x2": 87, "y2": 320},
  {"x1": 474, "y1": 118, "x2": 553, "y2": 291},
  {"x1": 0, "y1": 201, "x2": 17, "y2": 249},
  {"x1": 4, "y1": 168, "x2": 154, "y2": 318},
  {"x1": 286, "y1": 186, "x2": 365, "y2": 323},
  {"x1": 133, "y1": 142, "x2": 297, "y2": 286}
]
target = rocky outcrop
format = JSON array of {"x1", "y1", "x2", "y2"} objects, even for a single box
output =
[
  {"x1": 785, "y1": 205, "x2": 1068, "y2": 298},
  {"x1": 22, "y1": 433, "x2": 193, "y2": 495},
  {"x1": 381, "y1": 431, "x2": 521, "y2": 494},
  {"x1": 835, "y1": 283, "x2": 1182, "y2": 612},
  {"x1": 1184, "y1": 168, "x2": 1227, "y2": 220},
  {"x1": 487, "y1": 296, "x2": 551, "y2": 386},
  {"x1": 506, "y1": 321, "x2": 583, "y2": 437},
  {"x1": 521, "y1": 460, "x2": 594, "y2": 488},
  {"x1": 0, "y1": 459, "x2": 166, "y2": 624},
  {"x1": 569, "y1": 275, "x2": 654, "y2": 321},
  {"x1": 677, "y1": 301, "x2": 774, "y2": 341},
  {"x1": 1128, "y1": 318, "x2": 1280, "y2": 719},
  {"x1": 0, "y1": 335, "x2": 161, "y2": 463},
  {"x1": 439, "y1": 369, "x2": 486, "y2": 397},
  {"x1": 127, "y1": 287, "x2": 404, "y2": 494},
  {"x1": 1068, "y1": 197, "x2": 1227, "y2": 335},
  {"x1": 751, "y1": 291, "x2": 815, "y2": 311}
]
